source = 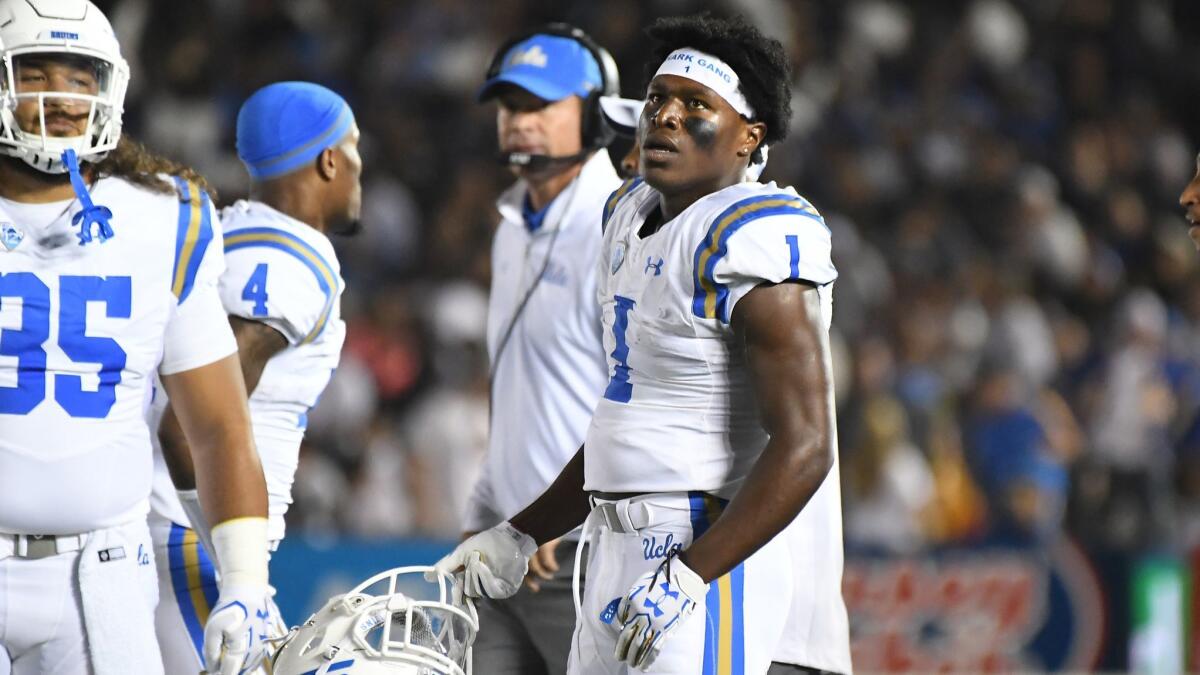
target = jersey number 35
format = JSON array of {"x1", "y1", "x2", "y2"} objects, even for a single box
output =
[{"x1": 0, "y1": 272, "x2": 130, "y2": 418}]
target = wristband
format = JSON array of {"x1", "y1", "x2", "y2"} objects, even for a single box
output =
[{"x1": 210, "y1": 517, "x2": 269, "y2": 587}]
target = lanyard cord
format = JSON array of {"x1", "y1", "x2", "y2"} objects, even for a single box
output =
[{"x1": 487, "y1": 174, "x2": 584, "y2": 383}]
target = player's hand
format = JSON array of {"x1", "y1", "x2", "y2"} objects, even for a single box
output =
[
  {"x1": 524, "y1": 537, "x2": 561, "y2": 592},
  {"x1": 202, "y1": 584, "x2": 274, "y2": 675},
  {"x1": 613, "y1": 552, "x2": 708, "y2": 671},
  {"x1": 429, "y1": 521, "x2": 537, "y2": 599}
]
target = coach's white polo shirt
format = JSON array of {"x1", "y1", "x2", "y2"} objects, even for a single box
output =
[{"x1": 463, "y1": 150, "x2": 620, "y2": 532}]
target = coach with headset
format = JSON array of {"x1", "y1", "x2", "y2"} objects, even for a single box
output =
[{"x1": 462, "y1": 24, "x2": 622, "y2": 673}]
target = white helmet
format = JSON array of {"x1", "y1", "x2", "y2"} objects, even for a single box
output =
[
  {"x1": 0, "y1": 0, "x2": 129, "y2": 173},
  {"x1": 269, "y1": 566, "x2": 478, "y2": 675}
]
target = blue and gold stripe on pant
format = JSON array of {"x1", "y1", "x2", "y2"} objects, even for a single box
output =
[
  {"x1": 688, "y1": 492, "x2": 746, "y2": 675},
  {"x1": 167, "y1": 522, "x2": 219, "y2": 658}
]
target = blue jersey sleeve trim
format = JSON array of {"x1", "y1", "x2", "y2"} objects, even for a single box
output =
[
  {"x1": 691, "y1": 194, "x2": 824, "y2": 323},
  {"x1": 223, "y1": 226, "x2": 337, "y2": 343},
  {"x1": 171, "y1": 178, "x2": 215, "y2": 303},
  {"x1": 601, "y1": 177, "x2": 643, "y2": 231}
]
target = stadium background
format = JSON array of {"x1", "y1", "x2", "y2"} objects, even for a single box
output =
[{"x1": 93, "y1": 0, "x2": 1200, "y2": 670}]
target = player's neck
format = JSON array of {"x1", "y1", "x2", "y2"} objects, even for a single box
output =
[
  {"x1": 658, "y1": 187, "x2": 714, "y2": 222},
  {"x1": 524, "y1": 162, "x2": 584, "y2": 211},
  {"x1": 0, "y1": 157, "x2": 78, "y2": 203},
  {"x1": 253, "y1": 181, "x2": 327, "y2": 234},
  {"x1": 657, "y1": 173, "x2": 743, "y2": 222}
]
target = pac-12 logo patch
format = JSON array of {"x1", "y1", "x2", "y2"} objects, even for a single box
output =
[
  {"x1": 611, "y1": 242, "x2": 626, "y2": 274},
  {"x1": 1, "y1": 223, "x2": 24, "y2": 251}
]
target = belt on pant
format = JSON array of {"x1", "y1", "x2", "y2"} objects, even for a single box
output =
[
  {"x1": 587, "y1": 491, "x2": 693, "y2": 534},
  {"x1": 0, "y1": 532, "x2": 90, "y2": 560}
]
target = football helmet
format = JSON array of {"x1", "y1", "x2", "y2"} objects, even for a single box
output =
[
  {"x1": 269, "y1": 566, "x2": 478, "y2": 675},
  {"x1": 0, "y1": 0, "x2": 129, "y2": 173}
]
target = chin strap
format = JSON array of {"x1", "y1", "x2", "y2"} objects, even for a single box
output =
[{"x1": 61, "y1": 149, "x2": 114, "y2": 245}]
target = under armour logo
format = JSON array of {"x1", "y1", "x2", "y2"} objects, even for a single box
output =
[
  {"x1": 644, "y1": 256, "x2": 664, "y2": 276},
  {"x1": 642, "y1": 582, "x2": 679, "y2": 617}
]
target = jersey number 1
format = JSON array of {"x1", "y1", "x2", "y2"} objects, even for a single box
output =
[
  {"x1": 0, "y1": 272, "x2": 131, "y2": 418},
  {"x1": 603, "y1": 295, "x2": 636, "y2": 403},
  {"x1": 242, "y1": 263, "x2": 270, "y2": 316}
]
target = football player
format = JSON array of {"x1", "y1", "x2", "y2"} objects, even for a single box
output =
[
  {"x1": 0, "y1": 1, "x2": 271, "y2": 673},
  {"x1": 596, "y1": 94, "x2": 823, "y2": 675},
  {"x1": 435, "y1": 15, "x2": 851, "y2": 674},
  {"x1": 148, "y1": 81, "x2": 358, "y2": 674}
]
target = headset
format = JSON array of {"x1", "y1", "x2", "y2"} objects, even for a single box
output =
[
  {"x1": 485, "y1": 22, "x2": 621, "y2": 166},
  {"x1": 483, "y1": 23, "x2": 621, "y2": 384}
]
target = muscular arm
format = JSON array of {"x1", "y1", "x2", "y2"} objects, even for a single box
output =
[
  {"x1": 508, "y1": 444, "x2": 591, "y2": 544},
  {"x1": 159, "y1": 316, "x2": 288, "y2": 490},
  {"x1": 160, "y1": 353, "x2": 268, "y2": 524},
  {"x1": 679, "y1": 281, "x2": 835, "y2": 583}
]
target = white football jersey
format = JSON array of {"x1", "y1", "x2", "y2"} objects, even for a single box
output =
[
  {"x1": 149, "y1": 200, "x2": 344, "y2": 541},
  {"x1": 586, "y1": 178, "x2": 851, "y2": 673},
  {"x1": 585, "y1": 178, "x2": 837, "y2": 495},
  {"x1": 0, "y1": 177, "x2": 235, "y2": 535}
]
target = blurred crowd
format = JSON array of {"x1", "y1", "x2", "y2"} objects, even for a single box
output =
[{"x1": 96, "y1": 0, "x2": 1200, "y2": 554}]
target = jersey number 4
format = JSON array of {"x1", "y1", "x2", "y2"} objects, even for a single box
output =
[
  {"x1": 0, "y1": 272, "x2": 131, "y2": 418},
  {"x1": 242, "y1": 263, "x2": 269, "y2": 316}
]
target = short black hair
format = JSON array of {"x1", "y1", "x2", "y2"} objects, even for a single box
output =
[{"x1": 645, "y1": 14, "x2": 792, "y2": 159}]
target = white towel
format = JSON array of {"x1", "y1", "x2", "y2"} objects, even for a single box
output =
[{"x1": 77, "y1": 523, "x2": 165, "y2": 674}]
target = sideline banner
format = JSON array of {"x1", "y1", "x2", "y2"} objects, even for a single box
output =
[{"x1": 844, "y1": 539, "x2": 1106, "y2": 672}]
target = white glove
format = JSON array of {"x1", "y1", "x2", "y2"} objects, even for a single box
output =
[
  {"x1": 203, "y1": 518, "x2": 272, "y2": 675},
  {"x1": 429, "y1": 521, "x2": 537, "y2": 599},
  {"x1": 613, "y1": 553, "x2": 708, "y2": 671},
  {"x1": 202, "y1": 584, "x2": 274, "y2": 675}
]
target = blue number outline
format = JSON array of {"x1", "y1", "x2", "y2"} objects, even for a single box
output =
[
  {"x1": 55, "y1": 275, "x2": 132, "y2": 418},
  {"x1": 603, "y1": 295, "x2": 636, "y2": 403},
  {"x1": 242, "y1": 263, "x2": 270, "y2": 317},
  {"x1": 0, "y1": 273, "x2": 51, "y2": 414},
  {"x1": 0, "y1": 273, "x2": 130, "y2": 418}
]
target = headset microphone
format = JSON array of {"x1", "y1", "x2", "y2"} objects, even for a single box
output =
[{"x1": 496, "y1": 150, "x2": 590, "y2": 171}]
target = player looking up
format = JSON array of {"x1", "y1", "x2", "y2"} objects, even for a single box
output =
[
  {"x1": 0, "y1": 1, "x2": 272, "y2": 673},
  {"x1": 461, "y1": 23, "x2": 622, "y2": 675},
  {"x1": 596, "y1": 90, "x2": 835, "y2": 675},
  {"x1": 149, "y1": 81, "x2": 359, "y2": 674},
  {"x1": 436, "y1": 14, "x2": 851, "y2": 674}
]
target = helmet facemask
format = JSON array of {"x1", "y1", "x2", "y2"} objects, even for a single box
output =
[
  {"x1": 269, "y1": 566, "x2": 478, "y2": 675},
  {"x1": 0, "y1": 47, "x2": 128, "y2": 173},
  {"x1": 348, "y1": 569, "x2": 477, "y2": 675}
]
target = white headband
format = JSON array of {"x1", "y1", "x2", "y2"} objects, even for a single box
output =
[{"x1": 653, "y1": 48, "x2": 755, "y2": 119}]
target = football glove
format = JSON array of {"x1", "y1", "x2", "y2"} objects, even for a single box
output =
[
  {"x1": 430, "y1": 521, "x2": 537, "y2": 599},
  {"x1": 202, "y1": 584, "x2": 274, "y2": 675},
  {"x1": 614, "y1": 552, "x2": 708, "y2": 671}
]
